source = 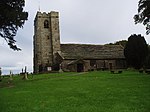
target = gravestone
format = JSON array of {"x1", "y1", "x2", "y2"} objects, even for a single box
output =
[
  {"x1": 22, "y1": 66, "x2": 28, "y2": 80},
  {"x1": 9, "y1": 70, "x2": 13, "y2": 81}
]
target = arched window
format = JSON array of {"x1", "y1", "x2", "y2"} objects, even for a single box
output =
[{"x1": 44, "y1": 20, "x2": 49, "y2": 28}]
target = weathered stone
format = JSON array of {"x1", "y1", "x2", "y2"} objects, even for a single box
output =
[
  {"x1": 33, "y1": 11, "x2": 61, "y2": 73},
  {"x1": 33, "y1": 11, "x2": 126, "y2": 73}
]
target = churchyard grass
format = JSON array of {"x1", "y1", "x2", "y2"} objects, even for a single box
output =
[{"x1": 0, "y1": 71, "x2": 150, "y2": 112}]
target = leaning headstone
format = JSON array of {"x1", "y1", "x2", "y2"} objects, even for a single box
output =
[
  {"x1": 25, "y1": 66, "x2": 27, "y2": 73},
  {"x1": 22, "y1": 68, "x2": 24, "y2": 74},
  {"x1": 22, "y1": 73, "x2": 28, "y2": 80},
  {"x1": 23, "y1": 66, "x2": 28, "y2": 80},
  {"x1": 24, "y1": 73, "x2": 28, "y2": 80},
  {"x1": 9, "y1": 70, "x2": 13, "y2": 81}
]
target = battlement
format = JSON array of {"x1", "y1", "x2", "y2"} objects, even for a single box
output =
[
  {"x1": 35, "y1": 11, "x2": 59, "y2": 18},
  {"x1": 49, "y1": 11, "x2": 59, "y2": 17}
]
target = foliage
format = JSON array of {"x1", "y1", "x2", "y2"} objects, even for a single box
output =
[
  {"x1": 124, "y1": 34, "x2": 148, "y2": 69},
  {"x1": 0, "y1": 0, "x2": 28, "y2": 50},
  {"x1": 0, "y1": 71, "x2": 150, "y2": 112},
  {"x1": 134, "y1": 0, "x2": 150, "y2": 34},
  {"x1": 106, "y1": 40, "x2": 127, "y2": 47},
  {"x1": 144, "y1": 45, "x2": 150, "y2": 68}
]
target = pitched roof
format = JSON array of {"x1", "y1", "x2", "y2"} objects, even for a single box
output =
[{"x1": 60, "y1": 44, "x2": 125, "y2": 60}]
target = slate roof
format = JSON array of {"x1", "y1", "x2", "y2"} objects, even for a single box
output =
[{"x1": 60, "y1": 44, "x2": 125, "y2": 60}]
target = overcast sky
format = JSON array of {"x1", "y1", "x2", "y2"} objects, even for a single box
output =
[{"x1": 0, "y1": 0, "x2": 149, "y2": 74}]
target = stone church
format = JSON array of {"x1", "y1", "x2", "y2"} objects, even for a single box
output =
[{"x1": 33, "y1": 11, "x2": 126, "y2": 74}]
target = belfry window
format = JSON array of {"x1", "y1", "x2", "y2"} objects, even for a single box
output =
[{"x1": 44, "y1": 20, "x2": 49, "y2": 28}]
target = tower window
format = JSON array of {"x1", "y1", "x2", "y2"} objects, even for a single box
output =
[
  {"x1": 44, "y1": 20, "x2": 49, "y2": 28},
  {"x1": 47, "y1": 36, "x2": 50, "y2": 39}
]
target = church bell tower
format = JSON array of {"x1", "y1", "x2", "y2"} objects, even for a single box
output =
[{"x1": 33, "y1": 11, "x2": 61, "y2": 73}]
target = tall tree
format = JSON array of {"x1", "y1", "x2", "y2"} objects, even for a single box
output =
[
  {"x1": 134, "y1": 0, "x2": 150, "y2": 34},
  {"x1": 0, "y1": 0, "x2": 28, "y2": 50},
  {"x1": 124, "y1": 34, "x2": 148, "y2": 69}
]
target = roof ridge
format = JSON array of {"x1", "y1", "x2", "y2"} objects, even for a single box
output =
[{"x1": 60, "y1": 43, "x2": 123, "y2": 47}]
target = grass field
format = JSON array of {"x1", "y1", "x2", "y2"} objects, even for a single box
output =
[{"x1": 0, "y1": 71, "x2": 150, "y2": 112}]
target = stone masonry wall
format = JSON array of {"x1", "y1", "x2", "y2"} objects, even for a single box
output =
[{"x1": 33, "y1": 11, "x2": 61, "y2": 73}]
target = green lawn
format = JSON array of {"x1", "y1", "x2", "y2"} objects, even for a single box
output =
[{"x1": 0, "y1": 71, "x2": 150, "y2": 112}]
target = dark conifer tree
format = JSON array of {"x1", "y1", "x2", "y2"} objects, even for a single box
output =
[{"x1": 124, "y1": 34, "x2": 148, "y2": 69}]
